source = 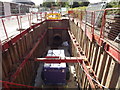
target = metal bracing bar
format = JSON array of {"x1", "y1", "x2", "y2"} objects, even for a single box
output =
[
  {"x1": 0, "y1": 80, "x2": 37, "y2": 88},
  {"x1": 35, "y1": 57, "x2": 85, "y2": 63},
  {"x1": 3, "y1": 83, "x2": 10, "y2": 90}
]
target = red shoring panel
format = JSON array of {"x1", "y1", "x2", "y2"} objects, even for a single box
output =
[{"x1": 105, "y1": 44, "x2": 120, "y2": 63}]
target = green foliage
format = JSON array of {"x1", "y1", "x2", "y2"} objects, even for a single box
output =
[
  {"x1": 79, "y1": 2, "x2": 90, "y2": 6},
  {"x1": 42, "y1": 2, "x2": 69, "y2": 8},
  {"x1": 57, "y1": 2, "x2": 69, "y2": 7},
  {"x1": 106, "y1": 1, "x2": 120, "y2": 8},
  {"x1": 106, "y1": 1, "x2": 120, "y2": 14},
  {"x1": 42, "y1": 2, "x2": 56, "y2": 8},
  {"x1": 71, "y1": 1, "x2": 90, "y2": 8}
]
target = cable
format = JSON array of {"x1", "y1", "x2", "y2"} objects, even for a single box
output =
[{"x1": 76, "y1": 58, "x2": 109, "y2": 89}]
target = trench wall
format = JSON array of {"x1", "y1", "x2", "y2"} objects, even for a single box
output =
[
  {"x1": 2, "y1": 21, "x2": 48, "y2": 86},
  {"x1": 69, "y1": 19, "x2": 120, "y2": 88}
]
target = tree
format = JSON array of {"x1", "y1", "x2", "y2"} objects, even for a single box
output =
[
  {"x1": 43, "y1": 2, "x2": 51, "y2": 8},
  {"x1": 72, "y1": 2, "x2": 79, "y2": 8},
  {"x1": 79, "y1": 2, "x2": 90, "y2": 6},
  {"x1": 42, "y1": 2, "x2": 56, "y2": 8}
]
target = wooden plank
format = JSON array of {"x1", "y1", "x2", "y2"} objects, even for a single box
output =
[
  {"x1": 85, "y1": 78, "x2": 89, "y2": 88},
  {"x1": 2, "y1": 62, "x2": 9, "y2": 79},
  {"x1": 22, "y1": 36, "x2": 27, "y2": 54},
  {"x1": 75, "y1": 24, "x2": 78, "y2": 38},
  {"x1": 16, "y1": 40, "x2": 22, "y2": 60},
  {"x1": 84, "y1": 76, "x2": 87, "y2": 88},
  {"x1": 89, "y1": 42, "x2": 95, "y2": 64},
  {"x1": 33, "y1": 28, "x2": 36, "y2": 43},
  {"x1": 82, "y1": 32, "x2": 86, "y2": 50},
  {"x1": 2, "y1": 50, "x2": 13, "y2": 76},
  {"x1": 21, "y1": 37, "x2": 26, "y2": 56},
  {"x1": 85, "y1": 37, "x2": 89, "y2": 57},
  {"x1": 82, "y1": 73, "x2": 86, "y2": 88},
  {"x1": 14, "y1": 72, "x2": 22, "y2": 84},
  {"x1": 19, "y1": 38, "x2": 24, "y2": 58},
  {"x1": 89, "y1": 43, "x2": 95, "y2": 66},
  {"x1": 2, "y1": 68, "x2": 6, "y2": 80},
  {"x1": 21, "y1": 65, "x2": 27, "y2": 84},
  {"x1": 20, "y1": 66, "x2": 27, "y2": 85},
  {"x1": 8, "y1": 46, "x2": 17, "y2": 64},
  {"x1": 29, "y1": 32, "x2": 33, "y2": 49},
  {"x1": 87, "y1": 41, "x2": 92, "y2": 62},
  {"x1": 80, "y1": 67, "x2": 84, "y2": 85},
  {"x1": 26, "y1": 61, "x2": 33, "y2": 85},
  {"x1": 97, "y1": 52, "x2": 107, "y2": 82},
  {"x1": 91, "y1": 44, "x2": 99, "y2": 69},
  {"x1": 105, "y1": 59, "x2": 120, "y2": 88},
  {"x1": 13, "y1": 44, "x2": 19, "y2": 62},
  {"x1": 101, "y1": 55, "x2": 112, "y2": 85},
  {"x1": 24, "y1": 34, "x2": 29, "y2": 52},
  {"x1": 14, "y1": 75, "x2": 20, "y2": 84},
  {"x1": 77, "y1": 28, "x2": 80, "y2": 44},
  {"x1": 23, "y1": 62, "x2": 29, "y2": 84},
  {"x1": 83, "y1": 36, "x2": 87, "y2": 56},
  {"x1": 80, "y1": 29, "x2": 83, "y2": 47},
  {"x1": 19, "y1": 70, "x2": 25, "y2": 84},
  {"x1": 94, "y1": 47, "x2": 102, "y2": 74},
  {"x1": 115, "y1": 76, "x2": 120, "y2": 88}
]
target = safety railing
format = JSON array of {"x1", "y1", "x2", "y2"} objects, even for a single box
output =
[
  {"x1": 69, "y1": 8, "x2": 120, "y2": 48},
  {"x1": 0, "y1": 12, "x2": 46, "y2": 43},
  {"x1": 0, "y1": 11, "x2": 63, "y2": 43},
  {"x1": 69, "y1": 8, "x2": 120, "y2": 63},
  {"x1": 104, "y1": 12, "x2": 120, "y2": 44}
]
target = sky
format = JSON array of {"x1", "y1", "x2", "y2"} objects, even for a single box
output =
[{"x1": 0, "y1": 0, "x2": 111, "y2": 5}]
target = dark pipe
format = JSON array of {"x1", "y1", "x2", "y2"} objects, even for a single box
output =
[{"x1": 53, "y1": 34, "x2": 62, "y2": 46}]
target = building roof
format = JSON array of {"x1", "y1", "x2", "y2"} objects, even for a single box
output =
[{"x1": 12, "y1": 0, "x2": 35, "y2": 5}]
